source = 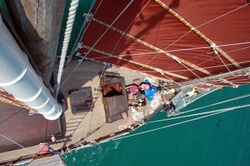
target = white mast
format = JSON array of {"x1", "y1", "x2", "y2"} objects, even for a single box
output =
[{"x1": 0, "y1": 15, "x2": 62, "y2": 120}]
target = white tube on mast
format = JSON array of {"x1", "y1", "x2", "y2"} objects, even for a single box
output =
[{"x1": 0, "y1": 15, "x2": 62, "y2": 120}]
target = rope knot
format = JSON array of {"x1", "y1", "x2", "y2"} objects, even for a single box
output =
[
  {"x1": 84, "y1": 13, "x2": 93, "y2": 22},
  {"x1": 155, "y1": 68, "x2": 164, "y2": 75},
  {"x1": 172, "y1": 56, "x2": 181, "y2": 63},
  {"x1": 210, "y1": 43, "x2": 219, "y2": 55}
]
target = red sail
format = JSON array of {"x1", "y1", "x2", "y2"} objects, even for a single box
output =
[{"x1": 80, "y1": 0, "x2": 250, "y2": 86}]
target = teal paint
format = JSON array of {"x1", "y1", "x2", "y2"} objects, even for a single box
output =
[
  {"x1": 63, "y1": 84, "x2": 250, "y2": 166},
  {"x1": 0, "y1": 0, "x2": 12, "y2": 22},
  {"x1": 57, "y1": 0, "x2": 96, "y2": 57}
]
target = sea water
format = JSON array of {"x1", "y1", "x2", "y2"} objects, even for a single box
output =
[{"x1": 62, "y1": 84, "x2": 250, "y2": 166}]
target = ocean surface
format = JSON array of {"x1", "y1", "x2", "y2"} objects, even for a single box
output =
[{"x1": 62, "y1": 84, "x2": 250, "y2": 166}]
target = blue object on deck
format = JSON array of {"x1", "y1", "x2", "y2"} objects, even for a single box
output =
[{"x1": 144, "y1": 79, "x2": 158, "y2": 101}]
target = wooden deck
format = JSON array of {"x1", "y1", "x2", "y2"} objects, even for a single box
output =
[
  {"x1": 59, "y1": 60, "x2": 147, "y2": 144},
  {"x1": 0, "y1": 102, "x2": 62, "y2": 163},
  {"x1": 0, "y1": 60, "x2": 174, "y2": 164}
]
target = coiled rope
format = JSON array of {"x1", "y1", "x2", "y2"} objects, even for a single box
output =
[{"x1": 56, "y1": 0, "x2": 79, "y2": 96}]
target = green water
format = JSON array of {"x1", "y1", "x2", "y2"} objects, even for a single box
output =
[{"x1": 63, "y1": 84, "x2": 250, "y2": 166}]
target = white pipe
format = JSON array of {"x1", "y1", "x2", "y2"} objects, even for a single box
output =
[{"x1": 0, "y1": 15, "x2": 62, "y2": 120}]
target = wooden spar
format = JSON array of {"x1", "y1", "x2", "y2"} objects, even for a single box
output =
[
  {"x1": 90, "y1": 17, "x2": 210, "y2": 75},
  {"x1": 0, "y1": 95, "x2": 34, "y2": 111},
  {"x1": 154, "y1": 0, "x2": 241, "y2": 69},
  {"x1": 82, "y1": 45, "x2": 189, "y2": 80},
  {"x1": 0, "y1": 89, "x2": 34, "y2": 110},
  {"x1": 180, "y1": 67, "x2": 250, "y2": 87}
]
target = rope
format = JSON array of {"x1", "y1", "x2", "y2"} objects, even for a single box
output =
[
  {"x1": 90, "y1": 16, "x2": 210, "y2": 75},
  {"x1": 163, "y1": 3, "x2": 250, "y2": 51},
  {"x1": 59, "y1": 0, "x2": 105, "y2": 88},
  {"x1": 113, "y1": 104, "x2": 249, "y2": 141},
  {"x1": 85, "y1": 57, "x2": 172, "y2": 83},
  {"x1": 82, "y1": 0, "x2": 134, "y2": 59},
  {"x1": 82, "y1": 44, "x2": 188, "y2": 80},
  {"x1": 177, "y1": 93, "x2": 250, "y2": 115},
  {"x1": 60, "y1": 59, "x2": 83, "y2": 88},
  {"x1": 68, "y1": 0, "x2": 105, "y2": 61},
  {"x1": 179, "y1": 62, "x2": 201, "y2": 78},
  {"x1": 139, "y1": 60, "x2": 250, "y2": 73},
  {"x1": 115, "y1": 41, "x2": 250, "y2": 57},
  {"x1": 176, "y1": 87, "x2": 218, "y2": 111},
  {"x1": 104, "y1": 0, "x2": 151, "y2": 77},
  {"x1": 110, "y1": 0, "x2": 151, "y2": 55},
  {"x1": 56, "y1": 0, "x2": 80, "y2": 96},
  {"x1": 150, "y1": 110, "x2": 227, "y2": 124},
  {"x1": 98, "y1": 59, "x2": 250, "y2": 80},
  {"x1": 149, "y1": 103, "x2": 250, "y2": 124},
  {"x1": 0, "y1": 132, "x2": 31, "y2": 153},
  {"x1": 216, "y1": 53, "x2": 231, "y2": 72},
  {"x1": 226, "y1": 45, "x2": 250, "y2": 54},
  {"x1": 60, "y1": 0, "x2": 135, "y2": 87}
]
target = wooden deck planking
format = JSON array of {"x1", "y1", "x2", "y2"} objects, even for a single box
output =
[
  {"x1": 0, "y1": 60, "x2": 163, "y2": 164},
  {"x1": 60, "y1": 60, "x2": 144, "y2": 146}
]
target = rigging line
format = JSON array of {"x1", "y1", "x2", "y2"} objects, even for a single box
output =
[
  {"x1": 68, "y1": 0, "x2": 103, "y2": 60},
  {"x1": 97, "y1": 41, "x2": 249, "y2": 76},
  {"x1": 0, "y1": 132, "x2": 30, "y2": 153},
  {"x1": 164, "y1": 41, "x2": 250, "y2": 53},
  {"x1": 176, "y1": 58, "x2": 249, "y2": 87},
  {"x1": 82, "y1": 44, "x2": 188, "y2": 80},
  {"x1": 233, "y1": 81, "x2": 250, "y2": 84},
  {"x1": 60, "y1": 0, "x2": 105, "y2": 88},
  {"x1": 232, "y1": 78, "x2": 250, "y2": 82},
  {"x1": 83, "y1": 0, "x2": 134, "y2": 59},
  {"x1": 91, "y1": 53, "x2": 183, "y2": 86},
  {"x1": 113, "y1": 104, "x2": 248, "y2": 141},
  {"x1": 97, "y1": 57, "x2": 217, "y2": 73},
  {"x1": 87, "y1": 15, "x2": 250, "y2": 79},
  {"x1": 85, "y1": 57, "x2": 169, "y2": 83},
  {"x1": 150, "y1": 110, "x2": 227, "y2": 124},
  {"x1": 177, "y1": 87, "x2": 218, "y2": 111},
  {"x1": 89, "y1": 20, "x2": 209, "y2": 82},
  {"x1": 226, "y1": 45, "x2": 250, "y2": 54},
  {"x1": 99, "y1": 63, "x2": 108, "y2": 80},
  {"x1": 232, "y1": 77, "x2": 250, "y2": 81},
  {"x1": 162, "y1": 73, "x2": 182, "y2": 87},
  {"x1": 116, "y1": 41, "x2": 250, "y2": 57},
  {"x1": 216, "y1": 53, "x2": 231, "y2": 72},
  {"x1": 178, "y1": 93, "x2": 250, "y2": 115},
  {"x1": 87, "y1": 51, "x2": 210, "y2": 60},
  {"x1": 225, "y1": 74, "x2": 248, "y2": 79},
  {"x1": 110, "y1": 0, "x2": 151, "y2": 55},
  {"x1": 177, "y1": 57, "x2": 250, "y2": 78},
  {"x1": 149, "y1": 104, "x2": 250, "y2": 124},
  {"x1": 162, "y1": 2, "x2": 250, "y2": 50},
  {"x1": 166, "y1": 60, "x2": 250, "y2": 73},
  {"x1": 197, "y1": 77, "x2": 250, "y2": 85},
  {"x1": 179, "y1": 62, "x2": 201, "y2": 79},
  {"x1": 105, "y1": 0, "x2": 151, "y2": 76},
  {"x1": 60, "y1": 0, "x2": 135, "y2": 87},
  {"x1": 176, "y1": 56, "x2": 221, "y2": 78},
  {"x1": 91, "y1": 17, "x2": 210, "y2": 75},
  {"x1": 60, "y1": 59, "x2": 83, "y2": 88}
]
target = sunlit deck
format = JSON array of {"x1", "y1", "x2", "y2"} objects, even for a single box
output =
[
  {"x1": 59, "y1": 60, "x2": 160, "y2": 144},
  {"x1": 1, "y1": 60, "x2": 175, "y2": 164}
]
